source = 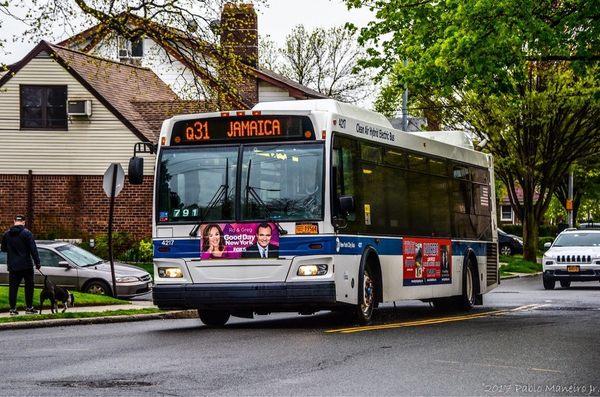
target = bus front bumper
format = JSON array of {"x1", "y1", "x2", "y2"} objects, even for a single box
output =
[{"x1": 153, "y1": 281, "x2": 336, "y2": 312}]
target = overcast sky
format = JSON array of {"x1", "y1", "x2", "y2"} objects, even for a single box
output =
[{"x1": 0, "y1": 0, "x2": 373, "y2": 64}]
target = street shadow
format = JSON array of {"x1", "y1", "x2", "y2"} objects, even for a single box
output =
[{"x1": 147, "y1": 303, "x2": 496, "y2": 334}]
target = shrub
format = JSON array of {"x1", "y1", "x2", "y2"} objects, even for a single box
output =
[
  {"x1": 501, "y1": 225, "x2": 522, "y2": 236},
  {"x1": 80, "y1": 232, "x2": 136, "y2": 260},
  {"x1": 118, "y1": 239, "x2": 153, "y2": 263}
]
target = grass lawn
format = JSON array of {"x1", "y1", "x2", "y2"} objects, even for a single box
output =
[
  {"x1": 0, "y1": 286, "x2": 127, "y2": 312},
  {"x1": 0, "y1": 308, "x2": 162, "y2": 324},
  {"x1": 130, "y1": 262, "x2": 153, "y2": 276},
  {"x1": 499, "y1": 254, "x2": 542, "y2": 277}
]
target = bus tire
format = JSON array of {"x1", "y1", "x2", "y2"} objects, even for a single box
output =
[
  {"x1": 351, "y1": 263, "x2": 377, "y2": 324},
  {"x1": 457, "y1": 258, "x2": 477, "y2": 311},
  {"x1": 198, "y1": 310, "x2": 230, "y2": 327}
]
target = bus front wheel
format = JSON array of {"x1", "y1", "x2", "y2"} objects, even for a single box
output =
[
  {"x1": 198, "y1": 310, "x2": 230, "y2": 327},
  {"x1": 349, "y1": 265, "x2": 377, "y2": 324}
]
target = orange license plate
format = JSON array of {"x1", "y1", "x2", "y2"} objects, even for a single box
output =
[{"x1": 567, "y1": 265, "x2": 580, "y2": 273}]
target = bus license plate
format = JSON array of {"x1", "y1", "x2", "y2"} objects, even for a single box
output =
[{"x1": 567, "y1": 265, "x2": 580, "y2": 273}]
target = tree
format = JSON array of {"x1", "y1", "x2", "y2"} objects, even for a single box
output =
[
  {"x1": 346, "y1": 0, "x2": 600, "y2": 261},
  {"x1": 0, "y1": 0, "x2": 264, "y2": 109},
  {"x1": 555, "y1": 159, "x2": 600, "y2": 223},
  {"x1": 259, "y1": 25, "x2": 373, "y2": 104}
]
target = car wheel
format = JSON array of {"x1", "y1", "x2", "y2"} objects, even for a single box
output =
[
  {"x1": 543, "y1": 277, "x2": 555, "y2": 290},
  {"x1": 198, "y1": 310, "x2": 230, "y2": 327},
  {"x1": 84, "y1": 280, "x2": 113, "y2": 296},
  {"x1": 500, "y1": 245, "x2": 513, "y2": 256},
  {"x1": 560, "y1": 280, "x2": 571, "y2": 288}
]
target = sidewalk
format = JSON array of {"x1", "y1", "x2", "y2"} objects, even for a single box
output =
[
  {"x1": 0, "y1": 300, "x2": 197, "y2": 330},
  {"x1": 0, "y1": 299, "x2": 155, "y2": 318}
]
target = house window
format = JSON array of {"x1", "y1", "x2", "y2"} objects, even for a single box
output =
[
  {"x1": 118, "y1": 37, "x2": 144, "y2": 59},
  {"x1": 20, "y1": 85, "x2": 68, "y2": 130},
  {"x1": 500, "y1": 205, "x2": 513, "y2": 222}
]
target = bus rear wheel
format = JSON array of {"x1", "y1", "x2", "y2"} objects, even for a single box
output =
[
  {"x1": 198, "y1": 310, "x2": 230, "y2": 327},
  {"x1": 433, "y1": 260, "x2": 477, "y2": 312},
  {"x1": 457, "y1": 259, "x2": 477, "y2": 311}
]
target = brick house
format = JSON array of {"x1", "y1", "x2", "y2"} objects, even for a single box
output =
[{"x1": 0, "y1": 3, "x2": 326, "y2": 241}]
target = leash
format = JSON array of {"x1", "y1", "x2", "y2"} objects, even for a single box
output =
[{"x1": 36, "y1": 267, "x2": 46, "y2": 277}]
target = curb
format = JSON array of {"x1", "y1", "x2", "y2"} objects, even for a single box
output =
[
  {"x1": 0, "y1": 310, "x2": 198, "y2": 331},
  {"x1": 501, "y1": 272, "x2": 542, "y2": 280}
]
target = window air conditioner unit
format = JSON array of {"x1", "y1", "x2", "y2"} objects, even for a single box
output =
[{"x1": 68, "y1": 99, "x2": 92, "y2": 117}]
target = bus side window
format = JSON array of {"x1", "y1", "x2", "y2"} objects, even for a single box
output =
[{"x1": 333, "y1": 136, "x2": 358, "y2": 223}]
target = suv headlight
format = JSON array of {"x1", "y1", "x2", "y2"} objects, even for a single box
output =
[{"x1": 116, "y1": 276, "x2": 140, "y2": 283}]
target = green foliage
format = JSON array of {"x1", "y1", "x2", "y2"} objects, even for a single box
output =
[
  {"x1": 120, "y1": 239, "x2": 153, "y2": 263},
  {"x1": 78, "y1": 233, "x2": 152, "y2": 263},
  {"x1": 499, "y1": 255, "x2": 542, "y2": 276},
  {"x1": 347, "y1": 0, "x2": 600, "y2": 262}
]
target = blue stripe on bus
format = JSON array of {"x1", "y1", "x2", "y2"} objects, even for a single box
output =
[{"x1": 154, "y1": 236, "x2": 490, "y2": 259}]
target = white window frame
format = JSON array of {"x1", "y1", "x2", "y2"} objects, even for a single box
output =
[{"x1": 500, "y1": 204, "x2": 513, "y2": 222}]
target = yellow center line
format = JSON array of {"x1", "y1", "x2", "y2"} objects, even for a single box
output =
[{"x1": 326, "y1": 304, "x2": 546, "y2": 334}]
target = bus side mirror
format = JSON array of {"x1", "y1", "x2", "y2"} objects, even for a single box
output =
[
  {"x1": 339, "y1": 195, "x2": 355, "y2": 218},
  {"x1": 128, "y1": 157, "x2": 144, "y2": 185},
  {"x1": 544, "y1": 242, "x2": 552, "y2": 249}
]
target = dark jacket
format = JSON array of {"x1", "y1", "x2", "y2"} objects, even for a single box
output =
[
  {"x1": 0, "y1": 225, "x2": 40, "y2": 271},
  {"x1": 241, "y1": 243, "x2": 279, "y2": 259}
]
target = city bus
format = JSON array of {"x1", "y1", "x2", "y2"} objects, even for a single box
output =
[{"x1": 128, "y1": 99, "x2": 499, "y2": 326}]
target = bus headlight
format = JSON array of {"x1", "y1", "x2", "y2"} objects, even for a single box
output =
[
  {"x1": 158, "y1": 267, "x2": 183, "y2": 278},
  {"x1": 297, "y1": 264, "x2": 328, "y2": 276}
]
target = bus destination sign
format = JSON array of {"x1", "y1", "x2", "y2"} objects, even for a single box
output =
[{"x1": 170, "y1": 115, "x2": 315, "y2": 145}]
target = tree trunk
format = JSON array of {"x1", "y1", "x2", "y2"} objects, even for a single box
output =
[{"x1": 522, "y1": 211, "x2": 539, "y2": 263}]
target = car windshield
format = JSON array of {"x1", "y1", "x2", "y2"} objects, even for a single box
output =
[
  {"x1": 553, "y1": 233, "x2": 600, "y2": 247},
  {"x1": 56, "y1": 244, "x2": 104, "y2": 266}
]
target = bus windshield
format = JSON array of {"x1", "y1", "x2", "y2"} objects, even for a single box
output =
[
  {"x1": 241, "y1": 143, "x2": 323, "y2": 221},
  {"x1": 157, "y1": 143, "x2": 323, "y2": 223}
]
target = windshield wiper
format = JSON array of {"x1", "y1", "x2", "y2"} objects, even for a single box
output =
[
  {"x1": 244, "y1": 159, "x2": 288, "y2": 235},
  {"x1": 190, "y1": 159, "x2": 230, "y2": 236}
]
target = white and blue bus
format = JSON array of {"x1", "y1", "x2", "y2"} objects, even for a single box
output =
[{"x1": 128, "y1": 99, "x2": 499, "y2": 326}]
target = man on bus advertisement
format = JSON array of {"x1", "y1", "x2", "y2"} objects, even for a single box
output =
[
  {"x1": 403, "y1": 238, "x2": 451, "y2": 286},
  {"x1": 199, "y1": 222, "x2": 280, "y2": 260}
]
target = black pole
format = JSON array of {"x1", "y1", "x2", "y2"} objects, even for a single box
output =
[{"x1": 108, "y1": 164, "x2": 118, "y2": 297}]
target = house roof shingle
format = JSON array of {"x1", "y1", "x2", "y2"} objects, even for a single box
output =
[
  {"x1": 57, "y1": 14, "x2": 329, "y2": 102},
  {"x1": 0, "y1": 41, "x2": 184, "y2": 143}
]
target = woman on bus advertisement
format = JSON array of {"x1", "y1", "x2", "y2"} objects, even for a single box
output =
[
  {"x1": 199, "y1": 222, "x2": 279, "y2": 260},
  {"x1": 201, "y1": 224, "x2": 234, "y2": 259}
]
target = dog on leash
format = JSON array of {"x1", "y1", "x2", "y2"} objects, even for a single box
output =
[{"x1": 39, "y1": 275, "x2": 75, "y2": 314}]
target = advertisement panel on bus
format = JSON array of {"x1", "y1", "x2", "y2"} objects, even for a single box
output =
[
  {"x1": 403, "y1": 237, "x2": 452, "y2": 286},
  {"x1": 198, "y1": 222, "x2": 280, "y2": 260}
]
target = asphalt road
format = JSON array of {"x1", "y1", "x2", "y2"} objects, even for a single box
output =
[{"x1": 1, "y1": 275, "x2": 599, "y2": 396}]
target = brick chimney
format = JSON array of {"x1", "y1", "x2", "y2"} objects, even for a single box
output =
[{"x1": 220, "y1": 2, "x2": 258, "y2": 106}]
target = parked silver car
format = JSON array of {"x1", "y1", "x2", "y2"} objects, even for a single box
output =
[{"x1": 0, "y1": 241, "x2": 152, "y2": 298}]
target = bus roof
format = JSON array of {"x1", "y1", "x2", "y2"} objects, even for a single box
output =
[{"x1": 253, "y1": 99, "x2": 393, "y2": 129}]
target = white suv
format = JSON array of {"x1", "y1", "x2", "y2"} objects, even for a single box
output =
[{"x1": 542, "y1": 228, "x2": 600, "y2": 289}]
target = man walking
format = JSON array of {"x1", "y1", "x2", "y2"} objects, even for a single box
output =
[{"x1": 1, "y1": 215, "x2": 41, "y2": 315}]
